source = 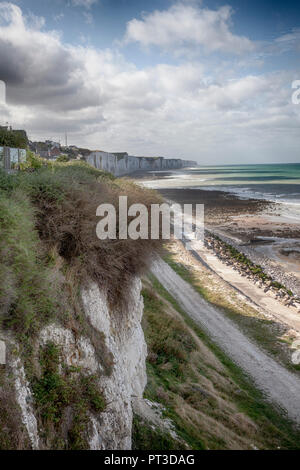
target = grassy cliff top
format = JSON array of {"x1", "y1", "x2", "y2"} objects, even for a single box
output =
[{"x1": 0, "y1": 159, "x2": 162, "y2": 341}]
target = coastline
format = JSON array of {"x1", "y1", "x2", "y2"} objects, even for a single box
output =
[
  {"x1": 140, "y1": 184, "x2": 300, "y2": 296},
  {"x1": 130, "y1": 171, "x2": 300, "y2": 339}
]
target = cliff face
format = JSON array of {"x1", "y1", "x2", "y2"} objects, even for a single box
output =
[
  {"x1": 81, "y1": 278, "x2": 147, "y2": 449},
  {"x1": 0, "y1": 162, "x2": 161, "y2": 450},
  {"x1": 1, "y1": 277, "x2": 147, "y2": 450},
  {"x1": 87, "y1": 151, "x2": 196, "y2": 176}
]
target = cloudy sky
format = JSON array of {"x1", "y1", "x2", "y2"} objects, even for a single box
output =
[{"x1": 0, "y1": 0, "x2": 300, "y2": 163}]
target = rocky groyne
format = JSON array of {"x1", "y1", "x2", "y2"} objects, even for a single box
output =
[{"x1": 205, "y1": 233, "x2": 300, "y2": 313}]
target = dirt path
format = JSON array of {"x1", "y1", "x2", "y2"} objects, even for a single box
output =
[{"x1": 151, "y1": 258, "x2": 300, "y2": 425}]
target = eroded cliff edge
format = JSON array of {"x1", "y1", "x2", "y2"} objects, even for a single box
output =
[
  {"x1": 0, "y1": 161, "x2": 161, "y2": 450},
  {"x1": 1, "y1": 277, "x2": 146, "y2": 450}
]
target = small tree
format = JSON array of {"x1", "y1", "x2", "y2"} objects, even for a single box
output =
[
  {"x1": 0, "y1": 128, "x2": 28, "y2": 148},
  {"x1": 19, "y1": 151, "x2": 45, "y2": 171}
]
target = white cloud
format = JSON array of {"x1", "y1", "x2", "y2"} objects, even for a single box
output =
[
  {"x1": 124, "y1": 2, "x2": 255, "y2": 55},
  {"x1": 276, "y1": 28, "x2": 300, "y2": 44},
  {"x1": 274, "y1": 28, "x2": 300, "y2": 53},
  {"x1": 71, "y1": 0, "x2": 98, "y2": 9},
  {"x1": 0, "y1": 2, "x2": 299, "y2": 163},
  {"x1": 0, "y1": 3, "x2": 100, "y2": 110}
]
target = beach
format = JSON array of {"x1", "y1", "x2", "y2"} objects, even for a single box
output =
[
  {"x1": 154, "y1": 187, "x2": 300, "y2": 294},
  {"x1": 131, "y1": 165, "x2": 300, "y2": 337}
]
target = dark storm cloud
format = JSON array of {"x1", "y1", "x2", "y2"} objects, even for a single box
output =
[{"x1": 0, "y1": 3, "x2": 101, "y2": 110}]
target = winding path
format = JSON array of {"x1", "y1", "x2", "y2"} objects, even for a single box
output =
[{"x1": 151, "y1": 257, "x2": 300, "y2": 425}]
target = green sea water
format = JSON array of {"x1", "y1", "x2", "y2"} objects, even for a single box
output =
[{"x1": 144, "y1": 163, "x2": 300, "y2": 219}]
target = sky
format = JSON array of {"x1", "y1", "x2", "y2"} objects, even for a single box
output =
[{"x1": 0, "y1": 0, "x2": 300, "y2": 164}]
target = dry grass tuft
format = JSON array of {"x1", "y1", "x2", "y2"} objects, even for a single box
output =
[
  {"x1": 29, "y1": 167, "x2": 163, "y2": 305},
  {"x1": 0, "y1": 164, "x2": 164, "y2": 307}
]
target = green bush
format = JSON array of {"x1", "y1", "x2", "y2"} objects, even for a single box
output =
[{"x1": 17, "y1": 150, "x2": 46, "y2": 171}]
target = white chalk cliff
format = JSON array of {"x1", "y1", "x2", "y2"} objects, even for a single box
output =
[{"x1": 4, "y1": 277, "x2": 147, "y2": 449}]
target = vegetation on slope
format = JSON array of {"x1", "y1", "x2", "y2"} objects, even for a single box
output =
[
  {"x1": 32, "y1": 342, "x2": 105, "y2": 449},
  {"x1": 0, "y1": 187, "x2": 61, "y2": 373},
  {"x1": 163, "y1": 244, "x2": 299, "y2": 371},
  {"x1": 134, "y1": 275, "x2": 300, "y2": 450},
  {"x1": 0, "y1": 160, "x2": 162, "y2": 307},
  {"x1": 0, "y1": 158, "x2": 162, "y2": 449}
]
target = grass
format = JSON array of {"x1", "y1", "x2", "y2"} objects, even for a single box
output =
[
  {"x1": 32, "y1": 342, "x2": 105, "y2": 450},
  {"x1": 141, "y1": 274, "x2": 300, "y2": 450},
  {"x1": 132, "y1": 415, "x2": 185, "y2": 450},
  {"x1": 0, "y1": 189, "x2": 61, "y2": 375},
  {"x1": 141, "y1": 285, "x2": 204, "y2": 449},
  {"x1": 0, "y1": 162, "x2": 162, "y2": 307},
  {"x1": 142, "y1": 288, "x2": 196, "y2": 376}
]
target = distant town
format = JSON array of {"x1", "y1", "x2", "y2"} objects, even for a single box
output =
[{"x1": 0, "y1": 124, "x2": 121, "y2": 162}]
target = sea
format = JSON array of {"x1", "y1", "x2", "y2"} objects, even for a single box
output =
[{"x1": 143, "y1": 163, "x2": 300, "y2": 221}]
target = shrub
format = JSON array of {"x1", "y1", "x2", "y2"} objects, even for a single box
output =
[
  {"x1": 19, "y1": 151, "x2": 45, "y2": 171},
  {"x1": 132, "y1": 415, "x2": 183, "y2": 450},
  {"x1": 0, "y1": 160, "x2": 163, "y2": 338},
  {"x1": 0, "y1": 128, "x2": 28, "y2": 149},
  {"x1": 0, "y1": 189, "x2": 58, "y2": 339}
]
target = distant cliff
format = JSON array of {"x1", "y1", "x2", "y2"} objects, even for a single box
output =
[{"x1": 87, "y1": 151, "x2": 196, "y2": 176}]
